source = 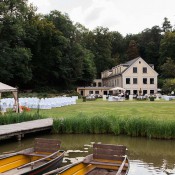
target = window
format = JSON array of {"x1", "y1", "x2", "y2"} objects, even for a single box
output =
[
  {"x1": 80, "y1": 90, "x2": 83, "y2": 96},
  {"x1": 133, "y1": 90, "x2": 137, "y2": 95},
  {"x1": 143, "y1": 90, "x2": 147, "y2": 95},
  {"x1": 126, "y1": 90, "x2": 130, "y2": 95},
  {"x1": 89, "y1": 91, "x2": 93, "y2": 94},
  {"x1": 150, "y1": 90, "x2": 154, "y2": 94},
  {"x1": 150, "y1": 78, "x2": 154, "y2": 84},
  {"x1": 143, "y1": 67, "x2": 147, "y2": 73},
  {"x1": 93, "y1": 82, "x2": 96, "y2": 87},
  {"x1": 95, "y1": 91, "x2": 99, "y2": 94},
  {"x1": 126, "y1": 78, "x2": 130, "y2": 84},
  {"x1": 98, "y1": 82, "x2": 102, "y2": 87},
  {"x1": 133, "y1": 67, "x2": 137, "y2": 73},
  {"x1": 109, "y1": 91, "x2": 113, "y2": 95},
  {"x1": 143, "y1": 78, "x2": 147, "y2": 84},
  {"x1": 104, "y1": 91, "x2": 107, "y2": 95},
  {"x1": 133, "y1": 78, "x2": 137, "y2": 84}
]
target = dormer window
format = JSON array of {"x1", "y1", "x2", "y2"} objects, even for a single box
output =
[{"x1": 133, "y1": 67, "x2": 137, "y2": 73}]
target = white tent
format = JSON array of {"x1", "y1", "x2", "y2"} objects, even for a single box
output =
[
  {"x1": 110, "y1": 87, "x2": 125, "y2": 91},
  {"x1": 0, "y1": 82, "x2": 18, "y2": 113}
]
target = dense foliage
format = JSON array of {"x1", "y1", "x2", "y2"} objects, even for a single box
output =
[{"x1": 0, "y1": 0, "x2": 175, "y2": 91}]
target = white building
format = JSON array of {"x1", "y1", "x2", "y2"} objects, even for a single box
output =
[
  {"x1": 77, "y1": 57, "x2": 158, "y2": 96},
  {"x1": 102, "y1": 57, "x2": 158, "y2": 95}
]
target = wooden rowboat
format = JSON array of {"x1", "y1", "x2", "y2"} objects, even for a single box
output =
[
  {"x1": 45, "y1": 143, "x2": 129, "y2": 175},
  {"x1": 0, "y1": 138, "x2": 64, "y2": 175}
]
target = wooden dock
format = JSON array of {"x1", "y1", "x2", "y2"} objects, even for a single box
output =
[{"x1": 0, "y1": 118, "x2": 53, "y2": 141}]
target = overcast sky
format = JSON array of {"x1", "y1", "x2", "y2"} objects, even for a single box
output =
[{"x1": 28, "y1": 0, "x2": 175, "y2": 36}]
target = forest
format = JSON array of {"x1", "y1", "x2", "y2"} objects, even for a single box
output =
[{"x1": 0, "y1": 0, "x2": 175, "y2": 92}]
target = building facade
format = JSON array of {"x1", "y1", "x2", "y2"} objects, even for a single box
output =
[{"x1": 77, "y1": 57, "x2": 158, "y2": 96}]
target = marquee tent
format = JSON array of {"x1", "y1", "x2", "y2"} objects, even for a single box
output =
[
  {"x1": 0, "y1": 82, "x2": 18, "y2": 113},
  {"x1": 110, "y1": 87, "x2": 125, "y2": 91}
]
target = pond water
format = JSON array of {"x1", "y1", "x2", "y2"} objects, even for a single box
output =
[{"x1": 0, "y1": 133, "x2": 175, "y2": 175}]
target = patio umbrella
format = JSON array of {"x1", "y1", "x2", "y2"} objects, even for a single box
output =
[{"x1": 110, "y1": 87, "x2": 125, "y2": 91}]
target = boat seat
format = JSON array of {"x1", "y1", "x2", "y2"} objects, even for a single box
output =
[
  {"x1": 84, "y1": 143, "x2": 126, "y2": 164},
  {"x1": 23, "y1": 138, "x2": 61, "y2": 158}
]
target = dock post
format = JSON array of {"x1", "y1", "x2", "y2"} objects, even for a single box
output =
[{"x1": 17, "y1": 134, "x2": 21, "y2": 141}]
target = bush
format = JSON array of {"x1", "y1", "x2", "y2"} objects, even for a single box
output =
[
  {"x1": 149, "y1": 96, "x2": 155, "y2": 101},
  {"x1": 82, "y1": 96, "x2": 86, "y2": 102}
]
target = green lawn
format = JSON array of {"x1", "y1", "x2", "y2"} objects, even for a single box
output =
[
  {"x1": 2, "y1": 98, "x2": 175, "y2": 139},
  {"x1": 29, "y1": 99, "x2": 175, "y2": 120}
]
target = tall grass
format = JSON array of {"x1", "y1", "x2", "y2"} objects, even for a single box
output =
[
  {"x1": 52, "y1": 115, "x2": 175, "y2": 139},
  {"x1": 0, "y1": 112, "x2": 45, "y2": 125},
  {"x1": 52, "y1": 114, "x2": 112, "y2": 134}
]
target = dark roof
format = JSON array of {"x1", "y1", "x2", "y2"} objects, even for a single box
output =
[
  {"x1": 102, "y1": 57, "x2": 140, "y2": 79},
  {"x1": 121, "y1": 57, "x2": 140, "y2": 66}
]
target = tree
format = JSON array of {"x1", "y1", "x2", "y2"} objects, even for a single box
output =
[
  {"x1": 110, "y1": 31, "x2": 125, "y2": 65},
  {"x1": 162, "y1": 17, "x2": 172, "y2": 33},
  {"x1": 91, "y1": 27, "x2": 112, "y2": 78},
  {"x1": 76, "y1": 49, "x2": 96, "y2": 86},
  {"x1": 162, "y1": 79, "x2": 175, "y2": 94},
  {"x1": 160, "y1": 57, "x2": 175, "y2": 78},
  {"x1": 0, "y1": 0, "x2": 34, "y2": 87},
  {"x1": 138, "y1": 26, "x2": 162, "y2": 70},
  {"x1": 126, "y1": 40, "x2": 139, "y2": 60},
  {"x1": 44, "y1": 11, "x2": 96, "y2": 88},
  {"x1": 159, "y1": 32, "x2": 175, "y2": 65},
  {"x1": 27, "y1": 16, "x2": 69, "y2": 88}
]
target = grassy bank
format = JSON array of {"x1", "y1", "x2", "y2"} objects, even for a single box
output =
[
  {"x1": 52, "y1": 114, "x2": 175, "y2": 139},
  {"x1": 49, "y1": 99, "x2": 175, "y2": 139},
  {"x1": 2, "y1": 99, "x2": 175, "y2": 139}
]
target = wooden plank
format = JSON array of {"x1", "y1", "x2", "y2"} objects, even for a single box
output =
[
  {"x1": 0, "y1": 119, "x2": 53, "y2": 141},
  {"x1": 89, "y1": 161, "x2": 121, "y2": 166},
  {"x1": 116, "y1": 156, "x2": 127, "y2": 175},
  {"x1": 35, "y1": 138, "x2": 61, "y2": 144},
  {"x1": 93, "y1": 149, "x2": 126, "y2": 156},
  {"x1": 93, "y1": 154, "x2": 124, "y2": 161},
  {"x1": 93, "y1": 144, "x2": 126, "y2": 160},
  {"x1": 34, "y1": 138, "x2": 61, "y2": 153},
  {"x1": 93, "y1": 144, "x2": 126, "y2": 151}
]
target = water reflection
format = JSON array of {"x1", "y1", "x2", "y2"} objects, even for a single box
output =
[{"x1": 0, "y1": 134, "x2": 175, "y2": 175}]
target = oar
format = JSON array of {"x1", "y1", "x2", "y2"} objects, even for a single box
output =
[
  {"x1": 116, "y1": 155, "x2": 127, "y2": 175},
  {"x1": 43, "y1": 160, "x2": 83, "y2": 175}
]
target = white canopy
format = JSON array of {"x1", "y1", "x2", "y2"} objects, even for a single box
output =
[
  {"x1": 0, "y1": 82, "x2": 18, "y2": 113},
  {"x1": 0, "y1": 82, "x2": 17, "y2": 92},
  {"x1": 110, "y1": 87, "x2": 125, "y2": 91}
]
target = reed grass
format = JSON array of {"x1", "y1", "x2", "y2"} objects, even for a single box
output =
[
  {"x1": 52, "y1": 115, "x2": 175, "y2": 139},
  {"x1": 0, "y1": 112, "x2": 45, "y2": 125}
]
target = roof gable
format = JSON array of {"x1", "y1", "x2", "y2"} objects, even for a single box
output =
[
  {"x1": 0, "y1": 82, "x2": 17, "y2": 92},
  {"x1": 123, "y1": 57, "x2": 158, "y2": 75}
]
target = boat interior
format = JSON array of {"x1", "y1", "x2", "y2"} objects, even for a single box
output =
[
  {"x1": 0, "y1": 138, "x2": 62, "y2": 174},
  {"x1": 59, "y1": 143, "x2": 129, "y2": 175}
]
